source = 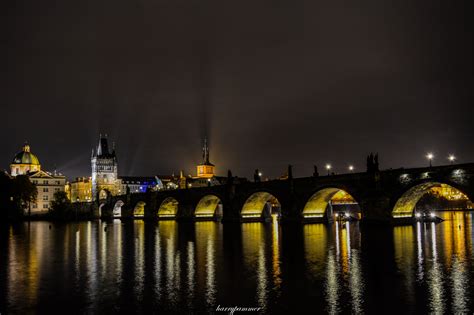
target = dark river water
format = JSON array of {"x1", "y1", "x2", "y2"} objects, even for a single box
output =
[{"x1": 1, "y1": 211, "x2": 474, "y2": 314}]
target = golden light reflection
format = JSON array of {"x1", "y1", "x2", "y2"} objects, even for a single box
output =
[
  {"x1": 100, "y1": 221, "x2": 107, "y2": 278},
  {"x1": 242, "y1": 223, "x2": 267, "y2": 310},
  {"x1": 339, "y1": 223, "x2": 349, "y2": 276},
  {"x1": 85, "y1": 221, "x2": 99, "y2": 307},
  {"x1": 186, "y1": 241, "x2": 195, "y2": 308},
  {"x1": 195, "y1": 222, "x2": 217, "y2": 307},
  {"x1": 114, "y1": 220, "x2": 123, "y2": 283},
  {"x1": 393, "y1": 225, "x2": 416, "y2": 304},
  {"x1": 8, "y1": 224, "x2": 40, "y2": 307},
  {"x1": 134, "y1": 221, "x2": 145, "y2": 301},
  {"x1": 416, "y1": 222, "x2": 424, "y2": 281},
  {"x1": 303, "y1": 224, "x2": 328, "y2": 277},
  {"x1": 427, "y1": 223, "x2": 445, "y2": 314},
  {"x1": 438, "y1": 212, "x2": 471, "y2": 266},
  {"x1": 451, "y1": 257, "x2": 468, "y2": 313},
  {"x1": 325, "y1": 249, "x2": 340, "y2": 314},
  {"x1": 271, "y1": 214, "x2": 282, "y2": 292},
  {"x1": 159, "y1": 221, "x2": 178, "y2": 302},
  {"x1": 153, "y1": 222, "x2": 162, "y2": 300}
]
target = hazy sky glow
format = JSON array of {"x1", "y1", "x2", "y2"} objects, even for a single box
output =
[{"x1": 2, "y1": 0, "x2": 473, "y2": 180}]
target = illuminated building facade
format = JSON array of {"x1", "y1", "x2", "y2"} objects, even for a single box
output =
[
  {"x1": 120, "y1": 176, "x2": 161, "y2": 193},
  {"x1": 9, "y1": 143, "x2": 66, "y2": 213},
  {"x1": 67, "y1": 177, "x2": 93, "y2": 203},
  {"x1": 29, "y1": 171, "x2": 66, "y2": 212},
  {"x1": 196, "y1": 138, "x2": 215, "y2": 178},
  {"x1": 91, "y1": 135, "x2": 121, "y2": 200}
]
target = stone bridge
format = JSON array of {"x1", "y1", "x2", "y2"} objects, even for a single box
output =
[{"x1": 97, "y1": 163, "x2": 474, "y2": 223}]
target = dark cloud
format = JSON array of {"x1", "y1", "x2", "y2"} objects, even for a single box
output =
[{"x1": 1, "y1": 0, "x2": 473, "y2": 179}]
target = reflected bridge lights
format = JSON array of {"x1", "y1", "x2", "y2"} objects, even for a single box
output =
[
  {"x1": 414, "y1": 211, "x2": 443, "y2": 223},
  {"x1": 334, "y1": 211, "x2": 356, "y2": 223}
]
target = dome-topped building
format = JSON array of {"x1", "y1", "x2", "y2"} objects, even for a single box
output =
[{"x1": 10, "y1": 143, "x2": 41, "y2": 176}]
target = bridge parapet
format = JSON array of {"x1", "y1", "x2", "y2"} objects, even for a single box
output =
[{"x1": 98, "y1": 162, "x2": 474, "y2": 223}]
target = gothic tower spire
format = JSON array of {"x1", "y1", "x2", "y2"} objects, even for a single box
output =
[
  {"x1": 202, "y1": 137, "x2": 210, "y2": 164},
  {"x1": 197, "y1": 137, "x2": 215, "y2": 178}
]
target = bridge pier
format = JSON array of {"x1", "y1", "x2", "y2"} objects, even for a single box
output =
[{"x1": 359, "y1": 196, "x2": 394, "y2": 224}]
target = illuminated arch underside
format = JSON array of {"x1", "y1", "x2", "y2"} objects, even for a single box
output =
[
  {"x1": 241, "y1": 192, "x2": 280, "y2": 218},
  {"x1": 133, "y1": 201, "x2": 146, "y2": 217},
  {"x1": 113, "y1": 200, "x2": 124, "y2": 217},
  {"x1": 99, "y1": 189, "x2": 108, "y2": 200},
  {"x1": 392, "y1": 182, "x2": 445, "y2": 218},
  {"x1": 303, "y1": 188, "x2": 354, "y2": 218},
  {"x1": 157, "y1": 197, "x2": 179, "y2": 218},
  {"x1": 195, "y1": 195, "x2": 221, "y2": 218}
]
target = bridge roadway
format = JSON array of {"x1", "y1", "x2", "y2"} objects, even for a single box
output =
[{"x1": 97, "y1": 163, "x2": 474, "y2": 223}]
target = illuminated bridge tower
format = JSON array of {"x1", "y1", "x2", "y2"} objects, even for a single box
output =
[
  {"x1": 196, "y1": 138, "x2": 215, "y2": 178},
  {"x1": 91, "y1": 134, "x2": 119, "y2": 200}
]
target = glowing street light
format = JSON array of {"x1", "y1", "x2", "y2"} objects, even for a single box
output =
[
  {"x1": 348, "y1": 165, "x2": 354, "y2": 172},
  {"x1": 326, "y1": 164, "x2": 332, "y2": 175},
  {"x1": 448, "y1": 154, "x2": 456, "y2": 164},
  {"x1": 426, "y1": 153, "x2": 434, "y2": 167},
  {"x1": 258, "y1": 172, "x2": 262, "y2": 177}
]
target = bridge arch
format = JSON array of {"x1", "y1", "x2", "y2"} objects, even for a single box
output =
[
  {"x1": 157, "y1": 197, "x2": 179, "y2": 219},
  {"x1": 133, "y1": 201, "x2": 146, "y2": 218},
  {"x1": 113, "y1": 200, "x2": 124, "y2": 217},
  {"x1": 392, "y1": 181, "x2": 472, "y2": 218},
  {"x1": 98, "y1": 189, "x2": 110, "y2": 201},
  {"x1": 241, "y1": 191, "x2": 281, "y2": 219},
  {"x1": 195, "y1": 194, "x2": 223, "y2": 219},
  {"x1": 302, "y1": 187, "x2": 360, "y2": 220}
]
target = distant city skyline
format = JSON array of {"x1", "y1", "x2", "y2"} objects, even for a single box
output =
[
  {"x1": 2, "y1": 136, "x2": 469, "y2": 181},
  {"x1": 2, "y1": 1, "x2": 473, "y2": 180}
]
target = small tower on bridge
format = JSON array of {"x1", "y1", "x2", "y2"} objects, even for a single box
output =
[{"x1": 196, "y1": 137, "x2": 215, "y2": 178}]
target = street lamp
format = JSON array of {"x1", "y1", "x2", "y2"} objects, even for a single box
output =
[
  {"x1": 426, "y1": 153, "x2": 434, "y2": 167},
  {"x1": 348, "y1": 165, "x2": 354, "y2": 172},
  {"x1": 326, "y1": 164, "x2": 332, "y2": 175},
  {"x1": 448, "y1": 154, "x2": 456, "y2": 164}
]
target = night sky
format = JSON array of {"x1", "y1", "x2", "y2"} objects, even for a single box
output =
[{"x1": 2, "y1": 0, "x2": 473, "y2": 180}]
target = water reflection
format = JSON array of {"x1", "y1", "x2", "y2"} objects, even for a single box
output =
[
  {"x1": 304, "y1": 222, "x2": 363, "y2": 314},
  {"x1": 1, "y1": 211, "x2": 474, "y2": 314},
  {"x1": 393, "y1": 211, "x2": 474, "y2": 314},
  {"x1": 195, "y1": 222, "x2": 218, "y2": 309},
  {"x1": 271, "y1": 215, "x2": 282, "y2": 293},
  {"x1": 242, "y1": 223, "x2": 267, "y2": 310}
]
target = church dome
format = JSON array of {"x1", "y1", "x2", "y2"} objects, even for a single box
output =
[{"x1": 11, "y1": 143, "x2": 40, "y2": 165}]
